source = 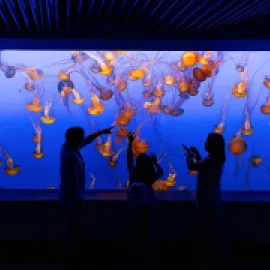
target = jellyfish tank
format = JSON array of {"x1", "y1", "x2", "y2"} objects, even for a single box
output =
[{"x1": 0, "y1": 50, "x2": 269, "y2": 190}]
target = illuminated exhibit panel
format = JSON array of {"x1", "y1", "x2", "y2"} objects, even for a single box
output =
[{"x1": 0, "y1": 50, "x2": 269, "y2": 190}]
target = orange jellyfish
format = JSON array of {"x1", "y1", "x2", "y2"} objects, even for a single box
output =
[
  {"x1": 116, "y1": 114, "x2": 130, "y2": 126},
  {"x1": 152, "y1": 82, "x2": 165, "y2": 97},
  {"x1": 120, "y1": 102, "x2": 136, "y2": 118},
  {"x1": 196, "y1": 51, "x2": 214, "y2": 66},
  {"x1": 98, "y1": 134, "x2": 114, "y2": 157},
  {"x1": 193, "y1": 67, "x2": 207, "y2": 82},
  {"x1": 103, "y1": 51, "x2": 116, "y2": 62},
  {"x1": 181, "y1": 52, "x2": 197, "y2": 67},
  {"x1": 26, "y1": 95, "x2": 43, "y2": 112},
  {"x1": 40, "y1": 101, "x2": 56, "y2": 124},
  {"x1": 58, "y1": 71, "x2": 70, "y2": 81},
  {"x1": 0, "y1": 147, "x2": 20, "y2": 176},
  {"x1": 161, "y1": 105, "x2": 173, "y2": 115},
  {"x1": 188, "y1": 79, "x2": 200, "y2": 96},
  {"x1": 142, "y1": 72, "x2": 153, "y2": 87},
  {"x1": 241, "y1": 108, "x2": 253, "y2": 136},
  {"x1": 33, "y1": 142, "x2": 44, "y2": 159},
  {"x1": 142, "y1": 89, "x2": 153, "y2": 98},
  {"x1": 30, "y1": 118, "x2": 42, "y2": 143},
  {"x1": 178, "y1": 80, "x2": 189, "y2": 94},
  {"x1": 129, "y1": 60, "x2": 156, "y2": 80},
  {"x1": 116, "y1": 128, "x2": 130, "y2": 139},
  {"x1": 249, "y1": 155, "x2": 262, "y2": 167},
  {"x1": 235, "y1": 53, "x2": 251, "y2": 73},
  {"x1": 88, "y1": 94, "x2": 105, "y2": 115},
  {"x1": 25, "y1": 82, "x2": 36, "y2": 91},
  {"x1": 132, "y1": 122, "x2": 149, "y2": 155},
  {"x1": 108, "y1": 147, "x2": 126, "y2": 167},
  {"x1": 71, "y1": 88, "x2": 86, "y2": 105},
  {"x1": 96, "y1": 86, "x2": 114, "y2": 101},
  {"x1": 261, "y1": 97, "x2": 270, "y2": 114},
  {"x1": 228, "y1": 130, "x2": 248, "y2": 178},
  {"x1": 164, "y1": 75, "x2": 177, "y2": 85},
  {"x1": 28, "y1": 68, "x2": 44, "y2": 81},
  {"x1": 115, "y1": 75, "x2": 127, "y2": 92},
  {"x1": 100, "y1": 62, "x2": 113, "y2": 76},
  {"x1": 232, "y1": 69, "x2": 248, "y2": 98},
  {"x1": 264, "y1": 75, "x2": 270, "y2": 89},
  {"x1": 144, "y1": 97, "x2": 162, "y2": 114},
  {"x1": 202, "y1": 91, "x2": 214, "y2": 107},
  {"x1": 213, "y1": 98, "x2": 231, "y2": 134}
]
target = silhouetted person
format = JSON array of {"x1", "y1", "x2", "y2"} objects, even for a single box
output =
[
  {"x1": 185, "y1": 133, "x2": 226, "y2": 265},
  {"x1": 127, "y1": 133, "x2": 163, "y2": 260},
  {"x1": 60, "y1": 126, "x2": 113, "y2": 265}
]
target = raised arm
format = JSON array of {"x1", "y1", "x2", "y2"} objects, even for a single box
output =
[
  {"x1": 127, "y1": 134, "x2": 135, "y2": 173},
  {"x1": 79, "y1": 126, "x2": 113, "y2": 149},
  {"x1": 186, "y1": 153, "x2": 206, "y2": 171}
]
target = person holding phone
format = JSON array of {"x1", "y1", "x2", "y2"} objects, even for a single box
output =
[
  {"x1": 60, "y1": 125, "x2": 113, "y2": 265},
  {"x1": 127, "y1": 132, "x2": 163, "y2": 260},
  {"x1": 183, "y1": 133, "x2": 226, "y2": 265}
]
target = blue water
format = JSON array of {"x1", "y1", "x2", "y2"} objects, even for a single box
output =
[{"x1": 0, "y1": 50, "x2": 269, "y2": 190}]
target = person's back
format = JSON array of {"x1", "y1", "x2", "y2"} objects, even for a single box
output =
[{"x1": 60, "y1": 143, "x2": 85, "y2": 208}]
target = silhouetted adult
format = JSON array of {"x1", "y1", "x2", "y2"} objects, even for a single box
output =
[
  {"x1": 127, "y1": 133, "x2": 163, "y2": 260},
  {"x1": 185, "y1": 133, "x2": 226, "y2": 265},
  {"x1": 60, "y1": 126, "x2": 113, "y2": 264}
]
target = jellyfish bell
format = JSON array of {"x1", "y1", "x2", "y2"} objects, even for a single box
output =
[
  {"x1": 161, "y1": 105, "x2": 173, "y2": 114},
  {"x1": 193, "y1": 67, "x2": 207, "y2": 82},
  {"x1": 164, "y1": 75, "x2": 176, "y2": 85},
  {"x1": 116, "y1": 128, "x2": 129, "y2": 139},
  {"x1": 33, "y1": 150, "x2": 44, "y2": 159},
  {"x1": 189, "y1": 88, "x2": 199, "y2": 96},
  {"x1": 116, "y1": 114, "x2": 130, "y2": 126},
  {"x1": 28, "y1": 68, "x2": 44, "y2": 81},
  {"x1": 4, "y1": 66, "x2": 16, "y2": 78},
  {"x1": 120, "y1": 107, "x2": 136, "y2": 118},
  {"x1": 249, "y1": 155, "x2": 262, "y2": 167},
  {"x1": 129, "y1": 68, "x2": 146, "y2": 80},
  {"x1": 100, "y1": 63, "x2": 113, "y2": 76},
  {"x1": 178, "y1": 81, "x2": 189, "y2": 94},
  {"x1": 202, "y1": 96, "x2": 214, "y2": 107},
  {"x1": 88, "y1": 103, "x2": 105, "y2": 115},
  {"x1": 133, "y1": 140, "x2": 149, "y2": 154},
  {"x1": 188, "y1": 170, "x2": 198, "y2": 176},
  {"x1": 99, "y1": 89, "x2": 114, "y2": 101},
  {"x1": 228, "y1": 137, "x2": 247, "y2": 156},
  {"x1": 236, "y1": 65, "x2": 245, "y2": 73},
  {"x1": 170, "y1": 107, "x2": 184, "y2": 117},
  {"x1": 4, "y1": 165, "x2": 20, "y2": 176},
  {"x1": 232, "y1": 82, "x2": 247, "y2": 98},
  {"x1": 264, "y1": 75, "x2": 270, "y2": 89},
  {"x1": 26, "y1": 97, "x2": 43, "y2": 112},
  {"x1": 196, "y1": 53, "x2": 210, "y2": 66},
  {"x1": 103, "y1": 51, "x2": 115, "y2": 62},
  {"x1": 58, "y1": 72, "x2": 70, "y2": 81},
  {"x1": 181, "y1": 52, "x2": 197, "y2": 67},
  {"x1": 213, "y1": 123, "x2": 225, "y2": 134},
  {"x1": 261, "y1": 97, "x2": 270, "y2": 114},
  {"x1": 241, "y1": 120, "x2": 254, "y2": 136},
  {"x1": 40, "y1": 116, "x2": 56, "y2": 124},
  {"x1": 25, "y1": 82, "x2": 36, "y2": 91},
  {"x1": 201, "y1": 66, "x2": 213, "y2": 78},
  {"x1": 108, "y1": 157, "x2": 118, "y2": 167}
]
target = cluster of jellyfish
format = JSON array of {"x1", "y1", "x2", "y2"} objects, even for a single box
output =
[{"x1": 0, "y1": 50, "x2": 269, "y2": 190}]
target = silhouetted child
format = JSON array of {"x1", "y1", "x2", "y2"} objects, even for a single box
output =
[
  {"x1": 60, "y1": 126, "x2": 113, "y2": 265},
  {"x1": 185, "y1": 132, "x2": 226, "y2": 265},
  {"x1": 126, "y1": 133, "x2": 163, "y2": 260}
]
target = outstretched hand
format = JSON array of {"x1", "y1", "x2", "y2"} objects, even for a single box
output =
[
  {"x1": 100, "y1": 126, "x2": 114, "y2": 135},
  {"x1": 190, "y1": 146, "x2": 199, "y2": 155}
]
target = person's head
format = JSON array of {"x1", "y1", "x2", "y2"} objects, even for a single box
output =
[
  {"x1": 65, "y1": 126, "x2": 85, "y2": 149},
  {"x1": 136, "y1": 153, "x2": 156, "y2": 181},
  {"x1": 205, "y1": 133, "x2": 226, "y2": 164}
]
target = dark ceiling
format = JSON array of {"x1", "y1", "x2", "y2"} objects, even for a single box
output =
[{"x1": 0, "y1": 0, "x2": 270, "y2": 40}]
